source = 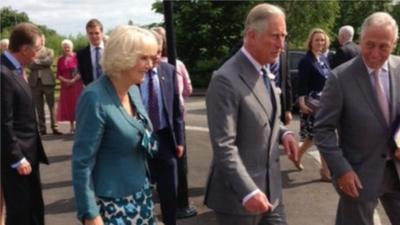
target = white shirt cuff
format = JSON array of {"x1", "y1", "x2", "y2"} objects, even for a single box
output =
[
  {"x1": 281, "y1": 131, "x2": 294, "y2": 142},
  {"x1": 11, "y1": 157, "x2": 27, "y2": 169},
  {"x1": 242, "y1": 189, "x2": 262, "y2": 206}
]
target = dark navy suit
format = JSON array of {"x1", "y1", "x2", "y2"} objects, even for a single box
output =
[
  {"x1": 142, "y1": 61, "x2": 184, "y2": 225},
  {"x1": 1, "y1": 53, "x2": 49, "y2": 225},
  {"x1": 76, "y1": 46, "x2": 94, "y2": 86}
]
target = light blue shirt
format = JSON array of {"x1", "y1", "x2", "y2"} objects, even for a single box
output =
[
  {"x1": 4, "y1": 51, "x2": 23, "y2": 76},
  {"x1": 140, "y1": 68, "x2": 168, "y2": 130}
]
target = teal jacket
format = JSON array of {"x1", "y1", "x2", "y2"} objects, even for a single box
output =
[{"x1": 72, "y1": 76, "x2": 153, "y2": 220}]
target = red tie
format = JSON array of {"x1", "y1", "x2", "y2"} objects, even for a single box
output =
[{"x1": 373, "y1": 69, "x2": 390, "y2": 124}]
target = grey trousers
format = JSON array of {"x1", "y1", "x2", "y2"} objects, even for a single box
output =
[
  {"x1": 31, "y1": 82, "x2": 56, "y2": 132},
  {"x1": 335, "y1": 161, "x2": 400, "y2": 225},
  {"x1": 215, "y1": 200, "x2": 287, "y2": 225}
]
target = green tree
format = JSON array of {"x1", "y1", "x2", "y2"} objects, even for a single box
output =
[
  {"x1": 274, "y1": 1, "x2": 339, "y2": 49},
  {"x1": 331, "y1": 0, "x2": 392, "y2": 48},
  {"x1": 0, "y1": 6, "x2": 29, "y2": 33},
  {"x1": 152, "y1": 1, "x2": 339, "y2": 87}
]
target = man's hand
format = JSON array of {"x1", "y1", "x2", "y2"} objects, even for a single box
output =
[
  {"x1": 244, "y1": 192, "x2": 272, "y2": 213},
  {"x1": 394, "y1": 149, "x2": 400, "y2": 160},
  {"x1": 17, "y1": 161, "x2": 32, "y2": 175},
  {"x1": 284, "y1": 111, "x2": 293, "y2": 125},
  {"x1": 176, "y1": 145, "x2": 184, "y2": 158},
  {"x1": 337, "y1": 170, "x2": 363, "y2": 198},
  {"x1": 282, "y1": 134, "x2": 299, "y2": 163},
  {"x1": 85, "y1": 216, "x2": 104, "y2": 225}
]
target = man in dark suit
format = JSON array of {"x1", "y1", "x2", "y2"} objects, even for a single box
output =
[
  {"x1": 330, "y1": 25, "x2": 360, "y2": 69},
  {"x1": 140, "y1": 32, "x2": 184, "y2": 225},
  {"x1": 205, "y1": 4, "x2": 298, "y2": 225},
  {"x1": 76, "y1": 18, "x2": 104, "y2": 86},
  {"x1": 1, "y1": 23, "x2": 49, "y2": 225},
  {"x1": 269, "y1": 45, "x2": 293, "y2": 125},
  {"x1": 28, "y1": 34, "x2": 62, "y2": 135},
  {"x1": 314, "y1": 12, "x2": 400, "y2": 225}
]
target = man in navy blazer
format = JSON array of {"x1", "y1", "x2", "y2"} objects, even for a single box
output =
[
  {"x1": 1, "y1": 23, "x2": 49, "y2": 225},
  {"x1": 140, "y1": 33, "x2": 184, "y2": 225},
  {"x1": 76, "y1": 18, "x2": 105, "y2": 86}
]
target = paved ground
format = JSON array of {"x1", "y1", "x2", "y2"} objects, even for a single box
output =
[{"x1": 41, "y1": 96, "x2": 390, "y2": 225}]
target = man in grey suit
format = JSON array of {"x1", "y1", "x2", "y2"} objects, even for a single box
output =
[
  {"x1": 314, "y1": 12, "x2": 400, "y2": 225},
  {"x1": 205, "y1": 3, "x2": 298, "y2": 225},
  {"x1": 28, "y1": 34, "x2": 61, "y2": 135}
]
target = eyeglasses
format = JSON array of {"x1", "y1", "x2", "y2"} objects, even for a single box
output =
[{"x1": 28, "y1": 44, "x2": 43, "y2": 53}]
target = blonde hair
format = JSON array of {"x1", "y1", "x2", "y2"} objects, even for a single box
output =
[
  {"x1": 101, "y1": 25, "x2": 158, "y2": 78},
  {"x1": 61, "y1": 39, "x2": 73, "y2": 49},
  {"x1": 305, "y1": 28, "x2": 330, "y2": 52},
  {"x1": 244, "y1": 3, "x2": 285, "y2": 34}
]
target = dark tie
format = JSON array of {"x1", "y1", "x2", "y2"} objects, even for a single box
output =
[
  {"x1": 148, "y1": 70, "x2": 160, "y2": 131},
  {"x1": 269, "y1": 61, "x2": 280, "y2": 86},
  {"x1": 261, "y1": 67, "x2": 274, "y2": 122},
  {"x1": 95, "y1": 47, "x2": 103, "y2": 78},
  {"x1": 261, "y1": 67, "x2": 271, "y2": 94}
]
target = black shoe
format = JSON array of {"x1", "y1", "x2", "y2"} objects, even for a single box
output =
[
  {"x1": 52, "y1": 129, "x2": 63, "y2": 135},
  {"x1": 176, "y1": 205, "x2": 197, "y2": 219}
]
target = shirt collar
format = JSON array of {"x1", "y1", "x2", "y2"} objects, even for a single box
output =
[
  {"x1": 90, "y1": 42, "x2": 104, "y2": 51},
  {"x1": 3, "y1": 51, "x2": 22, "y2": 71},
  {"x1": 363, "y1": 59, "x2": 389, "y2": 75},
  {"x1": 241, "y1": 46, "x2": 264, "y2": 76}
]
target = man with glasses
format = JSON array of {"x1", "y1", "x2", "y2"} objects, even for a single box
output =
[
  {"x1": 28, "y1": 34, "x2": 62, "y2": 135},
  {"x1": 1, "y1": 22, "x2": 49, "y2": 225}
]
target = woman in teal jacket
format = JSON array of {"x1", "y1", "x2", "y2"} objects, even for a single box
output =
[{"x1": 72, "y1": 25, "x2": 158, "y2": 225}]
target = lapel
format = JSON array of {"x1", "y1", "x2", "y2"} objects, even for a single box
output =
[
  {"x1": 157, "y1": 63, "x2": 168, "y2": 112},
  {"x1": 1, "y1": 54, "x2": 32, "y2": 100},
  {"x1": 236, "y1": 52, "x2": 272, "y2": 119},
  {"x1": 388, "y1": 56, "x2": 400, "y2": 124},
  {"x1": 353, "y1": 56, "x2": 388, "y2": 128},
  {"x1": 269, "y1": 80, "x2": 281, "y2": 153},
  {"x1": 102, "y1": 76, "x2": 146, "y2": 132},
  {"x1": 85, "y1": 46, "x2": 93, "y2": 78}
]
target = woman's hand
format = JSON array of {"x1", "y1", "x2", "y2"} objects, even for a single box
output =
[
  {"x1": 84, "y1": 216, "x2": 104, "y2": 225},
  {"x1": 299, "y1": 96, "x2": 313, "y2": 114}
]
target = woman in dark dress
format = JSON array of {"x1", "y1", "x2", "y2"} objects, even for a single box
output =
[{"x1": 296, "y1": 28, "x2": 331, "y2": 181}]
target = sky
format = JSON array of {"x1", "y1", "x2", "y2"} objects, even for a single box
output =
[{"x1": 0, "y1": 0, "x2": 164, "y2": 36}]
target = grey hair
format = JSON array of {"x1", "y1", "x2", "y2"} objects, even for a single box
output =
[
  {"x1": 244, "y1": 3, "x2": 285, "y2": 34},
  {"x1": 338, "y1": 25, "x2": 354, "y2": 42},
  {"x1": 361, "y1": 12, "x2": 398, "y2": 41}
]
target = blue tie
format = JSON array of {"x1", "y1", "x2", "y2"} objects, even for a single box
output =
[
  {"x1": 261, "y1": 67, "x2": 271, "y2": 94},
  {"x1": 95, "y1": 47, "x2": 103, "y2": 78},
  {"x1": 148, "y1": 70, "x2": 160, "y2": 131},
  {"x1": 269, "y1": 61, "x2": 280, "y2": 86}
]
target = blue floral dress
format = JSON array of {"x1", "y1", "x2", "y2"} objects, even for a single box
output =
[{"x1": 96, "y1": 113, "x2": 158, "y2": 225}]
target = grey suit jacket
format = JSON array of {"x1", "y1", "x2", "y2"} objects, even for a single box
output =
[
  {"x1": 28, "y1": 47, "x2": 55, "y2": 86},
  {"x1": 314, "y1": 55, "x2": 400, "y2": 201},
  {"x1": 205, "y1": 51, "x2": 288, "y2": 215}
]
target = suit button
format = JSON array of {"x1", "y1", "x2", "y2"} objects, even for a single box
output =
[{"x1": 381, "y1": 153, "x2": 387, "y2": 158}]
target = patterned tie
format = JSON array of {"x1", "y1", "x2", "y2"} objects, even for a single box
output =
[
  {"x1": 261, "y1": 67, "x2": 271, "y2": 94},
  {"x1": 269, "y1": 61, "x2": 280, "y2": 85},
  {"x1": 373, "y1": 69, "x2": 390, "y2": 124},
  {"x1": 148, "y1": 70, "x2": 160, "y2": 131},
  {"x1": 95, "y1": 47, "x2": 103, "y2": 78}
]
